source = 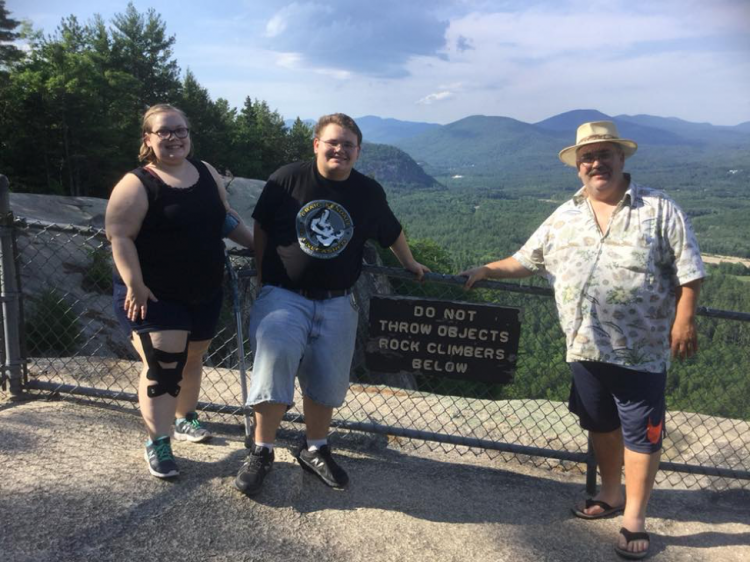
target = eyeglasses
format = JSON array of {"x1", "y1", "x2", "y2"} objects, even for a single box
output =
[
  {"x1": 577, "y1": 149, "x2": 615, "y2": 165},
  {"x1": 151, "y1": 127, "x2": 190, "y2": 140},
  {"x1": 318, "y1": 139, "x2": 358, "y2": 151}
]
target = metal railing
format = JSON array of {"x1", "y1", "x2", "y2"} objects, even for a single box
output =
[{"x1": 2, "y1": 180, "x2": 749, "y2": 493}]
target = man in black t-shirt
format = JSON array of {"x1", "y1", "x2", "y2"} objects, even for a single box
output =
[{"x1": 235, "y1": 113, "x2": 429, "y2": 495}]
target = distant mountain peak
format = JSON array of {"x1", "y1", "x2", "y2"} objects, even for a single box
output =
[
  {"x1": 355, "y1": 142, "x2": 440, "y2": 189},
  {"x1": 534, "y1": 109, "x2": 613, "y2": 131},
  {"x1": 354, "y1": 116, "x2": 441, "y2": 144}
]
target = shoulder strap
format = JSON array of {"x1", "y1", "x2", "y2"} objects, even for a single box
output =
[
  {"x1": 190, "y1": 158, "x2": 218, "y2": 188},
  {"x1": 129, "y1": 167, "x2": 160, "y2": 204}
]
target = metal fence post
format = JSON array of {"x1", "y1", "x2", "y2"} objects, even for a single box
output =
[
  {"x1": 585, "y1": 433, "x2": 597, "y2": 496},
  {"x1": 0, "y1": 175, "x2": 24, "y2": 398}
]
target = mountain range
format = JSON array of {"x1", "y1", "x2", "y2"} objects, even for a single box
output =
[
  {"x1": 284, "y1": 116, "x2": 440, "y2": 144},
  {"x1": 353, "y1": 110, "x2": 750, "y2": 147},
  {"x1": 347, "y1": 110, "x2": 750, "y2": 262},
  {"x1": 283, "y1": 110, "x2": 750, "y2": 198},
  {"x1": 356, "y1": 110, "x2": 750, "y2": 188}
]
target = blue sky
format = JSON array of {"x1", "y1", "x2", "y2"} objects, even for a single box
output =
[{"x1": 10, "y1": 0, "x2": 750, "y2": 126}]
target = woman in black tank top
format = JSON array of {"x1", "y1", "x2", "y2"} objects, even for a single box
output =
[{"x1": 105, "y1": 104, "x2": 253, "y2": 479}]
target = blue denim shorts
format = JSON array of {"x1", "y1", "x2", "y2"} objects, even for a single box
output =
[
  {"x1": 568, "y1": 361, "x2": 666, "y2": 454},
  {"x1": 113, "y1": 282, "x2": 223, "y2": 342},
  {"x1": 246, "y1": 285, "x2": 359, "y2": 408}
]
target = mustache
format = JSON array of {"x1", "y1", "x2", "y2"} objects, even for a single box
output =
[{"x1": 587, "y1": 165, "x2": 611, "y2": 176}]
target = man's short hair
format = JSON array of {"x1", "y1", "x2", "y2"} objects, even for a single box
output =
[{"x1": 314, "y1": 113, "x2": 362, "y2": 146}]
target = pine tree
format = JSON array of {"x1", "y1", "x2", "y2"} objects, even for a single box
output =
[
  {"x1": 285, "y1": 117, "x2": 314, "y2": 163},
  {"x1": 110, "y1": 2, "x2": 181, "y2": 109},
  {"x1": 178, "y1": 69, "x2": 237, "y2": 171},
  {"x1": 233, "y1": 97, "x2": 263, "y2": 179},
  {"x1": 0, "y1": 0, "x2": 22, "y2": 69}
]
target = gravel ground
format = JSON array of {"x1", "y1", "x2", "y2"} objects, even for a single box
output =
[{"x1": 1, "y1": 397, "x2": 748, "y2": 562}]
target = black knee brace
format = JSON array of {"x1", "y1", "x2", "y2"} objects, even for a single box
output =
[{"x1": 139, "y1": 333, "x2": 189, "y2": 398}]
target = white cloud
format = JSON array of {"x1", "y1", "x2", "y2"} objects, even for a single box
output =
[
  {"x1": 260, "y1": 0, "x2": 449, "y2": 77},
  {"x1": 314, "y1": 68, "x2": 352, "y2": 80},
  {"x1": 417, "y1": 91, "x2": 455, "y2": 105},
  {"x1": 265, "y1": 13, "x2": 288, "y2": 37},
  {"x1": 276, "y1": 52, "x2": 303, "y2": 69}
]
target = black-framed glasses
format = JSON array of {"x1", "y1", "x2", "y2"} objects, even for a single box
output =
[
  {"x1": 319, "y1": 139, "x2": 358, "y2": 151},
  {"x1": 577, "y1": 149, "x2": 615, "y2": 165},
  {"x1": 151, "y1": 127, "x2": 190, "y2": 140}
]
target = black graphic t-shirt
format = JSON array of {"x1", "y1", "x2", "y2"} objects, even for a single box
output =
[{"x1": 253, "y1": 160, "x2": 402, "y2": 290}]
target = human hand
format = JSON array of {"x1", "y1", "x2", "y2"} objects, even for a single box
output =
[
  {"x1": 459, "y1": 266, "x2": 490, "y2": 289},
  {"x1": 670, "y1": 317, "x2": 698, "y2": 360},
  {"x1": 124, "y1": 283, "x2": 158, "y2": 321},
  {"x1": 405, "y1": 261, "x2": 430, "y2": 282}
]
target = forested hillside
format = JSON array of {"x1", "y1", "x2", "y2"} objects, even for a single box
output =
[
  {"x1": 392, "y1": 110, "x2": 750, "y2": 258},
  {"x1": 356, "y1": 143, "x2": 442, "y2": 189},
  {"x1": 0, "y1": 3, "x2": 313, "y2": 198}
]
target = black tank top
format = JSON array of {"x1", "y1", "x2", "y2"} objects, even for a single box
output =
[{"x1": 124, "y1": 158, "x2": 226, "y2": 304}]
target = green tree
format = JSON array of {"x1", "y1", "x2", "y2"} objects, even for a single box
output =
[
  {"x1": 109, "y1": 2, "x2": 180, "y2": 110},
  {"x1": 0, "y1": 0, "x2": 22, "y2": 71},
  {"x1": 2, "y1": 16, "x2": 101, "y2": 195},
  {"x1": 254, "y1": 99, "x2": 287, "y2": 178},
  {"x1": 285, "y1": 117, "x2": 314, "y2": 163},
  {"x1": 0, "y1": 4, "x2": 183, "y2": 197},
  {"x1": 232, "y1": 96, "x2": 263, "y2": 179},
  {"x1": 178, "y1": 69, "x2": 239, "y2": 172}
]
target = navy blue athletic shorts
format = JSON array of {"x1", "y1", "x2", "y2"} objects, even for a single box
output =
[
  {"x1": 113, "y1": 282, "x2": 223, "y2": 342},
  {"x1": 568, "y1": 361, "x2": 666, "y2": 454}
]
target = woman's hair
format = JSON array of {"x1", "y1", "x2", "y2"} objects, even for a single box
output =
[{"x1": 138, "y1": 104, "x2": 192, "y2": 164}]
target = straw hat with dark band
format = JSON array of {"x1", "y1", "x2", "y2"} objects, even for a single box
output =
[{"x1": 558, "y1": 121, "x2": 638, "y2": 167}]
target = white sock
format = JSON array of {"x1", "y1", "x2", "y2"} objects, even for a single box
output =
[
  {"x1": 307, "y1": 438, "x2": 327, "y2": 452},
  {"x1": 256, "y1": 441, "x2": 274, "y2": 451}
]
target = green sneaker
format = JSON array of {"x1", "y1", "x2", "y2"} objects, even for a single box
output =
[
  {"x1": 174, "y1": 412, "x2": 213, "y2": 443},
  {"x1": 144, "y1": 436, "x2": 179, "y2": 478}
]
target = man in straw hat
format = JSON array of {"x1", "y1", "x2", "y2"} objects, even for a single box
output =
[{"x1": 461, "y1": 121, "x2": 705, "y2": 559}]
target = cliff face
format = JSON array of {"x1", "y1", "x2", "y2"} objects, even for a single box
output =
[
  {"x1": 354, "y1": 143, "x2": 441, "y2": 189},
  {"x1": 9, "y1": 176, "x2": 265, "y2": 230}
]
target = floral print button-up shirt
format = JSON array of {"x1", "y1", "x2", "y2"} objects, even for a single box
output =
[{"x1": 514, "y1": 178, "x2": 706, "y2": 373}]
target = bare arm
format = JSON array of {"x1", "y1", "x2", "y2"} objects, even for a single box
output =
[
  {"x1": 459, "y1": 257, "x2": 534, "y2": 289},
  {"x1": 389, "y1": 230, "x2": 430, "y2": 281},
  {"x1": 105, "y1": 173, "x2": 156, "y2": 321},
  {"x1": 203, "y1": 161, "x2": 254, "y2": 250},
  {"x1": 226, "y1": 209, "x2": 255, "y2": 249},
  {"x1": 671, "y1": 278, "x2": 702, "y2": 359}
]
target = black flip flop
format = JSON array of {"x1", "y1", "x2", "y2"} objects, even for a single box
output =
[
  {"x1": 571, "y1": 498, "x2": 625, "y2": 520},
  {"x1": 614, "y1": 527, "x2": 650, "y2": 560}
]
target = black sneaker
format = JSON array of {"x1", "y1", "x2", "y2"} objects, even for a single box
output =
[
  {"x1": 174, "y1": 412, "x2": 213, "y2": 443},
  {"x1": 234, "y1": 445, "x2": 274, "y2": 496},
  {"x1": 144, "y1": 436, "x2": 179, "y2": 478},
  {"x1": 296, "y1": 444, "x2": 349, "y2": 489}
]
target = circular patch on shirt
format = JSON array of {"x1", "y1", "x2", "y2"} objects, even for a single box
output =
[{"x1": 296, "y1": 200, "x2": 354, "y2": 259}]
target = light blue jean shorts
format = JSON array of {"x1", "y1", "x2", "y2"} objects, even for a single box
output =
[{"x1": 246, "y1": 285, "x2": 359, "y2": 408}]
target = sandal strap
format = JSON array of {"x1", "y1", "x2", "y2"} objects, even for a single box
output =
[
  {"x1": 619, "y1": 527, "x2": 650, "y2": 543},
  {"x1": 586, "y1": 499, "x2": 615, "y2": 510}
]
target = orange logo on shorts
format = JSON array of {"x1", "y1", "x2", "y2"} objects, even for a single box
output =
[{"x1": 646, "y1": 418, "x2": 663, "y2": 444}]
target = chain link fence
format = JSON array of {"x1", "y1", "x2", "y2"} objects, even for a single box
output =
[{"x1": 2, "y1": 208, "x2": 749, "y2": 492}]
